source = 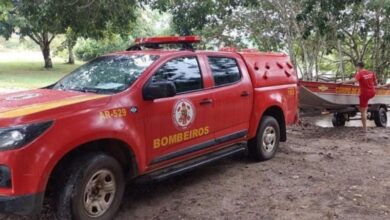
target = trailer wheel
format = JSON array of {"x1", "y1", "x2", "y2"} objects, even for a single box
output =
[
  {"x1": 373, "y1": 107, "x2": 387, "y2": 127},
  {"x1": 248, "y1": 116, "x2": 280, "y2": 161},
  {"x1": 332, "y1": 113, "x2": 346, "y2": 127},
  {"x1": 55, "y1": 153, "x2": 125, "y2": 220}
]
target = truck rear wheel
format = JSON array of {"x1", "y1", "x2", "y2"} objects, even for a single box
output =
[
  {"x1": 373, "y1": 107, "x2": 387, "y2": 127},
  {"x1": 248, "y1": 116, "x2": 280, "y2": 161},
  {"x1": 55, "y1": 153, "x2": 125, "y2": 220}
]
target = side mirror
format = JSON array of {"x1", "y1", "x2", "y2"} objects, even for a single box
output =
[{"x1": 143, "y1": 80, "x2": 177, "y2": 100}]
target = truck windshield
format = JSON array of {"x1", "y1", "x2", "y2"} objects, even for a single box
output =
[{"x1": 53, "y1": 54, "x2": 159, "y2": 94}]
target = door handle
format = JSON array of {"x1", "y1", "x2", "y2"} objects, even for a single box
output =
[
  {"x1": 241, "y1": 91, "x2": 250, "y2": 97},
  {"x1": 200, "y1": 98, "x2": 213, "y2": 105}
]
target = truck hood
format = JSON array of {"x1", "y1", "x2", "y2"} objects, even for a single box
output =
[{"x1": 0, "y1": 89, "x2": 108, "y2": 119}]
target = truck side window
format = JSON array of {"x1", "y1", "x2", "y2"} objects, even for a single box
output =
[
  {"x1": 152, "y1": 57, "x2": 203, "y2": 93},
  {"x1": 208, "y1": 57, "x2": 241, "y2": 86}
]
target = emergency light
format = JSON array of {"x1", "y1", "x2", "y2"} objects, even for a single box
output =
[{"x1": 135, "y1": 36, "x2": 201, "y2": 44}]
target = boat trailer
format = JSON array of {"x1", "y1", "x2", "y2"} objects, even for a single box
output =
[{"x1": 299, "y1": 81, "x2": 390, "y2": 127}]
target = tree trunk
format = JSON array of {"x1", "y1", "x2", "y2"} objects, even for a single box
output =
[
  {"x1": 65, "y1": 28, "x2": 78, "y2": 65},
  {"x1": 41, "y1": 43, "x2": 53, "y2": 69},
  {"x1": 27, "y1": 32, "x2": 54, "y2": 68},
  {"x1": 68, "y1": 44, "x2": 75, "y2": 64},
  {"x1": 337, "y1": 39, "x2": 345, "y2": 81},
  {"x1": 286, "y1": 30, "x2": 298, "y2": 76},
  {"x1": 300, "y1": 42, "x2": 311, "y2": 80},
  {"x1": 39, "y1": 32, "x2": 53, "y2": 69}
]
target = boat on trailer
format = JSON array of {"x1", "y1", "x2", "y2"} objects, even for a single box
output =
[{"x1": 299, "y1": 81, "x2": 390, "y2": 127}]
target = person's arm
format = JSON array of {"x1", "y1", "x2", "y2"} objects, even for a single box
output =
[
  {"x1": 338, "y1": 72, "x2": 359, "y2": 85},
  {"x1": 373, "y1": 72, "x2": 378, "y2": 86},
  {"x1": 378, "y1": 83, "x2": 390, "y2": 88},
  {"x1": 340, "y1": 78, "x2": 357, "y2": 84}
]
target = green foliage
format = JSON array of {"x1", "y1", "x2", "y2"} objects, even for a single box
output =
[
  {"x1": 130, "y1": 7, "x2": 175, "y2": 37},
  {"x1": 0, "y1": 0, "x2": 138, "y2": 68},
  {"x1": 1, "y1": 0, "x2": 138, "y2": 39},
  {"x1": 57, "y1": 0, "x2": 138, "y2": 39},
  {"x1": 74, "y1": 7, "x2": 175, "y2": 61},
  {"x1": 148, "y1": 0, "x2": 256, "y2": 35},
  {"x1": 148, "y1": 0, "x2": 388, "y2": 81},
  {"x1": 74, "y1": 36, "x2": 129, "y2": 61},
  {"x1": 0, "y1": 0, "x2": 13, "y2": 39},
  {"x1": 299, "y1": 0, "x2": 390, "y2": 81}
]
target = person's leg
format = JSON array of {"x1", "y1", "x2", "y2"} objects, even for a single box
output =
[
  {"x1": 359, "y1": 94, "x2": 369, "y2": 133},
  {"x1": 360, "y1": 107, "x2": 368, "y2": 132}
]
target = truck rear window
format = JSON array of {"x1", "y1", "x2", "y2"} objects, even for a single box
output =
[
  {"x1": 53, "y1": 55, "x2": 159, "y2": 94},
  {"x1": 208, "y1": 57, "x2": 241, "y2": 86}
]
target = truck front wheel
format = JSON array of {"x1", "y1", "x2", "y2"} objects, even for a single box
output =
[
  {"x1": 248, "y1": 116, "x2": 280, "y2": 161},
  {"x1": 55, "y1": 153, "x2": 125, "y2": 220}
]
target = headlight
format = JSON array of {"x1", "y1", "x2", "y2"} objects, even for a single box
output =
[{"x1": 0, "y1": 121, "x2": 53, "y2": 151}]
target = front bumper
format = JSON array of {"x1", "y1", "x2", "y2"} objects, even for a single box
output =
[{"x1": 0, "y1": 192, "x2": 43, "y2": 215}]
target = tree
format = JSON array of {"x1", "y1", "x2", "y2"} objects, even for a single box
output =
[
  {"x1": 147, "y1": 0, "x2": 389, "y2": 81},
  {"x1": 0, "y1": 0, "x2": 13, "y2": 39},
  {"x1": 1, "y1": 0, "x2": 63, "y2": 68},
  {"x1": 59, "y1": 0, "x2": 137, "y2": 64},
  {"x1": 298, "y1": 0, "x2": 390, "y2": 81},
  {"x1": 0, "y1": 0, "x2": 137, "y2": 68},
  {"x1": 72, "y1": 7, "x2": 174, "y2": 62},
  {"x1": 64, "y1": 28, "x2": 78, "y2": 64},
  {"x1": 130, "y1": 6, "x2": 175, "y2": 37},
  {"x1": 148, "y1": 0, "x2": 329, "y2": 79},
  {"x1": 148, "y1": 0, "x2": 256, "y2": 35}
]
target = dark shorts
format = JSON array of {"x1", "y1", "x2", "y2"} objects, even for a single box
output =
[{"x1": 359, "y1": 91, "x2": 375, "y2": 108}]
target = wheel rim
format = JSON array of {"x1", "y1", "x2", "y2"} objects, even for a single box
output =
[
  {"x1": 83, "y1": 169, "x2": 116, "y2": 218},
  {"x1": 380, "y1": 110, "x2": 387, "y2": 125},
  {"x1": 262, "y1": 126, "x2": 276, "y2": 152}
]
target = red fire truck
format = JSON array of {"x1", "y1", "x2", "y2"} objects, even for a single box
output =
[{"x1": 0, "y1": 36, "x2": 298, "y2": 219}]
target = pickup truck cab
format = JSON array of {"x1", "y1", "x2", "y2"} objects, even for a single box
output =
[{"x1": 0, "y1": 36, "x2": 298, "y2": 219}]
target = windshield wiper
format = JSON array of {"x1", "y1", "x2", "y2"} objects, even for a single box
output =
[
  {"x1": 69, "y1": 87, "x2": 100, "y2": 93},
  {"x1": 52, "y1": 82, "x2": 65, "y2": 90},
  {"x1": 70, "y1": 87, "x2": 122, "y2": 94}
]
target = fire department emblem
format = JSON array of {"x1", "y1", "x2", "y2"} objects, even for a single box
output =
[{"x1": 172, "y1": 99, "x2": 196, "y2": 130}]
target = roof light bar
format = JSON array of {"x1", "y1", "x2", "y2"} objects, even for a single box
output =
[
  {"x1": 127, "y1": 36, "x2": 201, "y2": 51},
  {"x1": 134, "y1": 36, "x2": 201, "y2": 45}
]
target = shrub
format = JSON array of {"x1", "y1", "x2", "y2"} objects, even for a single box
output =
[{"x1": 74, "y1": 36, "x2": 130, "y2": 61}]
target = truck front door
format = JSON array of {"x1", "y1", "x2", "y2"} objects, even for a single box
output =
[{"x1": 142, "y1": 56, "x2": 215, "y2": 168}]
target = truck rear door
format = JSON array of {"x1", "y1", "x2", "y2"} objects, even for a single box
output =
[{"x1": 200, "y1": 53, "x2": 253, "y2": 140}]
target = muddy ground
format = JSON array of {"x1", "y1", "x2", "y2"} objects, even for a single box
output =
[{"x1": 1, "y1": 118, "x2": 390, "y2": 220}]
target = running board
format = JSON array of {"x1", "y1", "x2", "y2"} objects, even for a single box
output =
[{"x1": 137, "y1": 144, "x2": 246, "y2": 183}]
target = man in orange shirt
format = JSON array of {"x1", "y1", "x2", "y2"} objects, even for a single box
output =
[{"x1": 341, "y1": 62, "x2": 378, "y2": 132}]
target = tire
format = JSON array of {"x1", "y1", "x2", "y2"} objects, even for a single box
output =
[
  {"x1": 55, "y1": 153, "x2": 125, "y2": 220},
  {"x1": 374, "y1": 107, "x2": 387, "y2": 127},
  {"x1": 248, "y1": 116, "x2": 280, "y2": 161},
  {"x1": 332, "y1": 113, "x2": 346, "y2": 127}
]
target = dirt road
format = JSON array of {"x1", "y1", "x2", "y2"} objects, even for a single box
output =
[{"x1": 2, "y1": 123, "x2": 390, "y2": 220}]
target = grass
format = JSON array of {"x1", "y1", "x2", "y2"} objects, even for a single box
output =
[{"x1": 0, "y1": 51, "x2": 82, "y2": 89}]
